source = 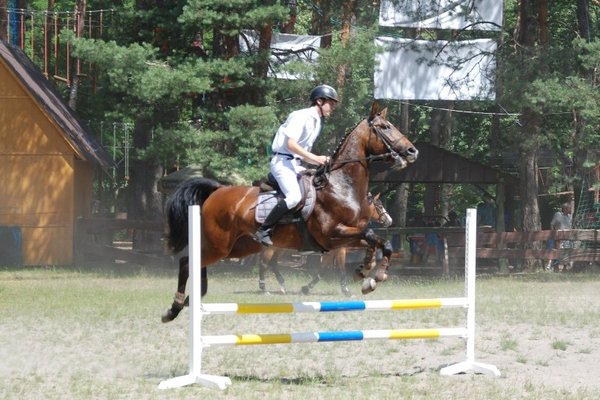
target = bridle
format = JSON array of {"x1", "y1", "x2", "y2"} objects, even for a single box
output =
[
  {"x1": 314, "y1": 114, "x2": 407, "y2": 184},
  {"x1": 367, "y1": 192, "x2": 393, "y2": 228}
]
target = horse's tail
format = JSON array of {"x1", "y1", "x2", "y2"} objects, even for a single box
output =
[{"x1": 166, "y1": 177, "x2": 223, "y2": 253}]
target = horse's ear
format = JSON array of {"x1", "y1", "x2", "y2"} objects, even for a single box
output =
[
  {"x1": 374, "y1": 192, "x2": 381, "y2": 201},
  {"x1": 369, "y1": 101, "x2": 380, "y2": 121},
  {"x1": 380, "y1": 107, "x2": 388, "y2": 119}
]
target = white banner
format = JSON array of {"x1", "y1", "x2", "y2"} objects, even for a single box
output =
[
  {"x1": 379, "y1": 0, "x2": 502, "y2": 31},
  {"x1": 374, "y1": 37, "x2": 497, "y2": 101},
  {"x1": 239, "y1": 31, "x2": 321, "y2": 80}
]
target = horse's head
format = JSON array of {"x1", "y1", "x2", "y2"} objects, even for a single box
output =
[
  {"x1": 367, "y1": 101, "x2": 418, "y2": 169},
  {"x1": 368, "y1": 192, "x2": 393, "y2": 228}
]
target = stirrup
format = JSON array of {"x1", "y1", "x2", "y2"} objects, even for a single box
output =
[{"x1": 254, "y1": 228, "x2": 273, "y2": 246}]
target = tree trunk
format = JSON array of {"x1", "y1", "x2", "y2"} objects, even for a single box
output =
[
  {"x1": 128, "y1": 115, "x2": 164, "y2": 252},
  {"x1": 425, "y1": 103, "x2": 452, "y2": 216},
  {"x1": 336, "y1": 0, "x2": 355, "y2": 89},
  {"x1": 572, "y1": 0, "x2": 593, "y2": 216},
  {"x1": 391, "y1": 102, "x2": 410, "y2": 251},
  {"x1": 280, "y1": 2, "x2": 297, "y2": 33},
  {"x1": 311, "y1": 0, "x2": 332, "y2": 47},
  {"x1": 0, "y1": 0, "x2": 7, "y2": 41},
  {"x1": 256, "y1": 23, "x2": 272, "y2": 80},
  {"x1": 576, "y1": 0, "x2": 591, "y2": 41},
  {"x1": 68, "y1": 0, "x2": 86, "y2": 110},
  {"x1": 515, "y1": 0, "x2": 542, "y2": 232}
]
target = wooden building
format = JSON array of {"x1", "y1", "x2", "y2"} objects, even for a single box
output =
[{"x1": 0, "y1": 41, "x2": 112, "y2": 265}]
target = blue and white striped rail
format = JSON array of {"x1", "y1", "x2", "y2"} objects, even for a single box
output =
[
  {"x1": 158, "y1": 207, "x2": 500, "y2": 391},
  {"x1": 202, "y1": 328, "x2": 468, "y2": 346},
  {"x1": 202, "y1": 298, "x2": 468, "y2": 314}
]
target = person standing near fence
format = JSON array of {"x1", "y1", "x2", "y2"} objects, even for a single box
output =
[{"x1": 546, "y1": 202, "x2": 573, "y2": 272}]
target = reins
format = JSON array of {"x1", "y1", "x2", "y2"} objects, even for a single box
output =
[{"x1": 313, "y1": 117, "x2": 399, "y2": 187}]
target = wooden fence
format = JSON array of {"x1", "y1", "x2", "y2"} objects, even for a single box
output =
[
  {"x1": 376, "y1": 227, "x2": 600, "y2": 274},
  {"x1": 74, "y1": 216, "x2": 170, "y2": 266},
  {"x1": 74, "y1": 216, "x2": 599, "y2": 272}
]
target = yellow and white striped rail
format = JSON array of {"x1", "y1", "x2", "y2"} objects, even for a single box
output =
[
  {"x1": 201, "y1": 298, "x2": 468, "y2": 314},
  {"x1": 202, "y1": 327, "x2": 468, "y2": 346}
]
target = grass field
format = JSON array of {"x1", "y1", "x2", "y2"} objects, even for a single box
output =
[{"x1": 1, "y1": 261, "x2": 599, "y2": 399}]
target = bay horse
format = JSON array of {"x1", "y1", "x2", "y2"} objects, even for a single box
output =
[
  {"x1": 258, "y1": 192, "x2": 393, "y2": 296},
  {"x1": 162, "y1": 101, "x2": 418, "y2": 323}
]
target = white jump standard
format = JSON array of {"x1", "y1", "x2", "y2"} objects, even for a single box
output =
[{"x1": 158, "y1": 207, "x2": 500, "y2": 390}]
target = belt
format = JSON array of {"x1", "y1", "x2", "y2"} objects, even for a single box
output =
[{"x1": 273, "y1": 152, "x2": 301, "y2": 161}]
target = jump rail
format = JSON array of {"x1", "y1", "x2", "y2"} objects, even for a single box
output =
[{"x1": 158, "y1": 208, "x2": 500, "y2": 390}]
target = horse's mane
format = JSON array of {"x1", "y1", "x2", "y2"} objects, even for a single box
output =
[
  {"x1": 313, "y1": 118, "x2": 365, "y2": 188},
  {"x1": 329, "y1": 118, "x2": 365, "y2": 161}
]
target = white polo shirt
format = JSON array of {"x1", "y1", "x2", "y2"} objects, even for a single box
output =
[{"x1": 271, "y1": 106, "x2": 321, "y2": 159}]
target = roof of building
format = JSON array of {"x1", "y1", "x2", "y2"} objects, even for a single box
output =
[
  {"x1": 370, "y1": 142, "x2": 518, "y2": 184},
  {"x1": 0, "y1": 40, "x2": 113, "y2": 171}
]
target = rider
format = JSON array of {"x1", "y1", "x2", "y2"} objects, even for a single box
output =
[{"x1": 254, "y1": 84, "x2": 339, "y2": 246}]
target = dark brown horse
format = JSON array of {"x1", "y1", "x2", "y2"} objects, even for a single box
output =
[
  {"x1": 162, "y1": 101, "x2": 417, "y2": 323},
  {"x1": 258, "y1": 192, "x2": 393, "y2": 296}
]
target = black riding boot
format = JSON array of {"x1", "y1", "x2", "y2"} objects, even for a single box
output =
[{"x1": 255, "y1": 198, "x2": 290, "y2": 246}]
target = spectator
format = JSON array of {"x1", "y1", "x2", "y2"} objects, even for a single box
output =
[
  {"x1": 546, "y1": 202, "x2": 573, "y2": 272},
  {"x1": 477, "y1": 194, "x2": 496, "y2": 228},
  {"x1": 445, "y1": 210, "x2": 461, "y2": 227}
]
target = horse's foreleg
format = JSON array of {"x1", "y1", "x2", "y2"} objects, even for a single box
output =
[
  {"x1": 350, "y1": 229, "x2": 393, "y2": 295},
  {"x1": 374, "y1": 239, "x2": 393, "y2": 283},
  {"x1": 337, "y1": 249, "x2": 351, "y2": 297},
  {"x1": 353, "y1": 246, "x2": 376, "y2": 282}
]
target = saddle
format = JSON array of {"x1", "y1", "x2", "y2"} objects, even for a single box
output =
[{"x1": 254, "y1": 172, "x2": 317, "y2": 224}]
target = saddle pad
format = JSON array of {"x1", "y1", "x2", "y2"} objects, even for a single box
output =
[{"x1": 255, "y1": 176, "x2": 317, "y2": 224}]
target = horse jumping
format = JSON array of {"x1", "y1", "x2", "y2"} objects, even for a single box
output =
[
  {"x1": 258, "y1": 192, "x2": 393, "y2": 296},
  {"x1": 162, "y1": 101, "x2": 418, "y2": 323}
]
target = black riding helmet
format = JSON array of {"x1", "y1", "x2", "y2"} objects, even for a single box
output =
[{"x1": 310, "y1": 84, "x2": 339, "y2": 105}]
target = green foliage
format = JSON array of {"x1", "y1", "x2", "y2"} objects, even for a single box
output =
[
  {"x1": 187, "y1": 105, "x2": 279, "y2": 183},
  {"x1": 32, "y1": 0, "x2": 600, "y2": 216},
  {"x1": 66, "y1": 33, "x2": 213, "y2": 106},
  {"x1": 179, "y1": 0, "x2": 289, "y2": 36}
]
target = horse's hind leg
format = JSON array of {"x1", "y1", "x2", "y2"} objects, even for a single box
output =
[
  {"x1": 271, "y1": 262, "x2": 286, "y2": 294},
  {"x1": 258, "y1": 253, "x2": 268, "y2": 293},
  {"x1": 259, "y1": 249, "x2": 286, "y2": 294},
  {"x1": 301, "y1": 272, "x2": 321, "y2": 294},
  {"x1": 161, "y1": 257, "x2": 207, "y2": 323},
  {"x1": 162, "y1": 256, "x2": 189, "y2": 323}
]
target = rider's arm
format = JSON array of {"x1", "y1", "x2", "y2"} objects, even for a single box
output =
[{"x1": 287, "y1": 137, "x2": 328, "y2": 166}]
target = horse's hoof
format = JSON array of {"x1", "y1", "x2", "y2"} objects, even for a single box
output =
[
  {"x1": 353, "y1": 268, "x2": 366, "y2": 282},
  {"x1": 161, "y1": 309, "x2": 175, "y2": 323},
  {"x1": 374, "y1": 270, "x2": 388, "y2": 283},
  {"x1": 361, "y1": 278, "x2": 376, "y2": 295},
  {"x1": 301, "y1": 286, "x2": 310, "y2": 295},
  {"x1": 279, "y1": 286, "x2": 286, "y2": 295}
]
